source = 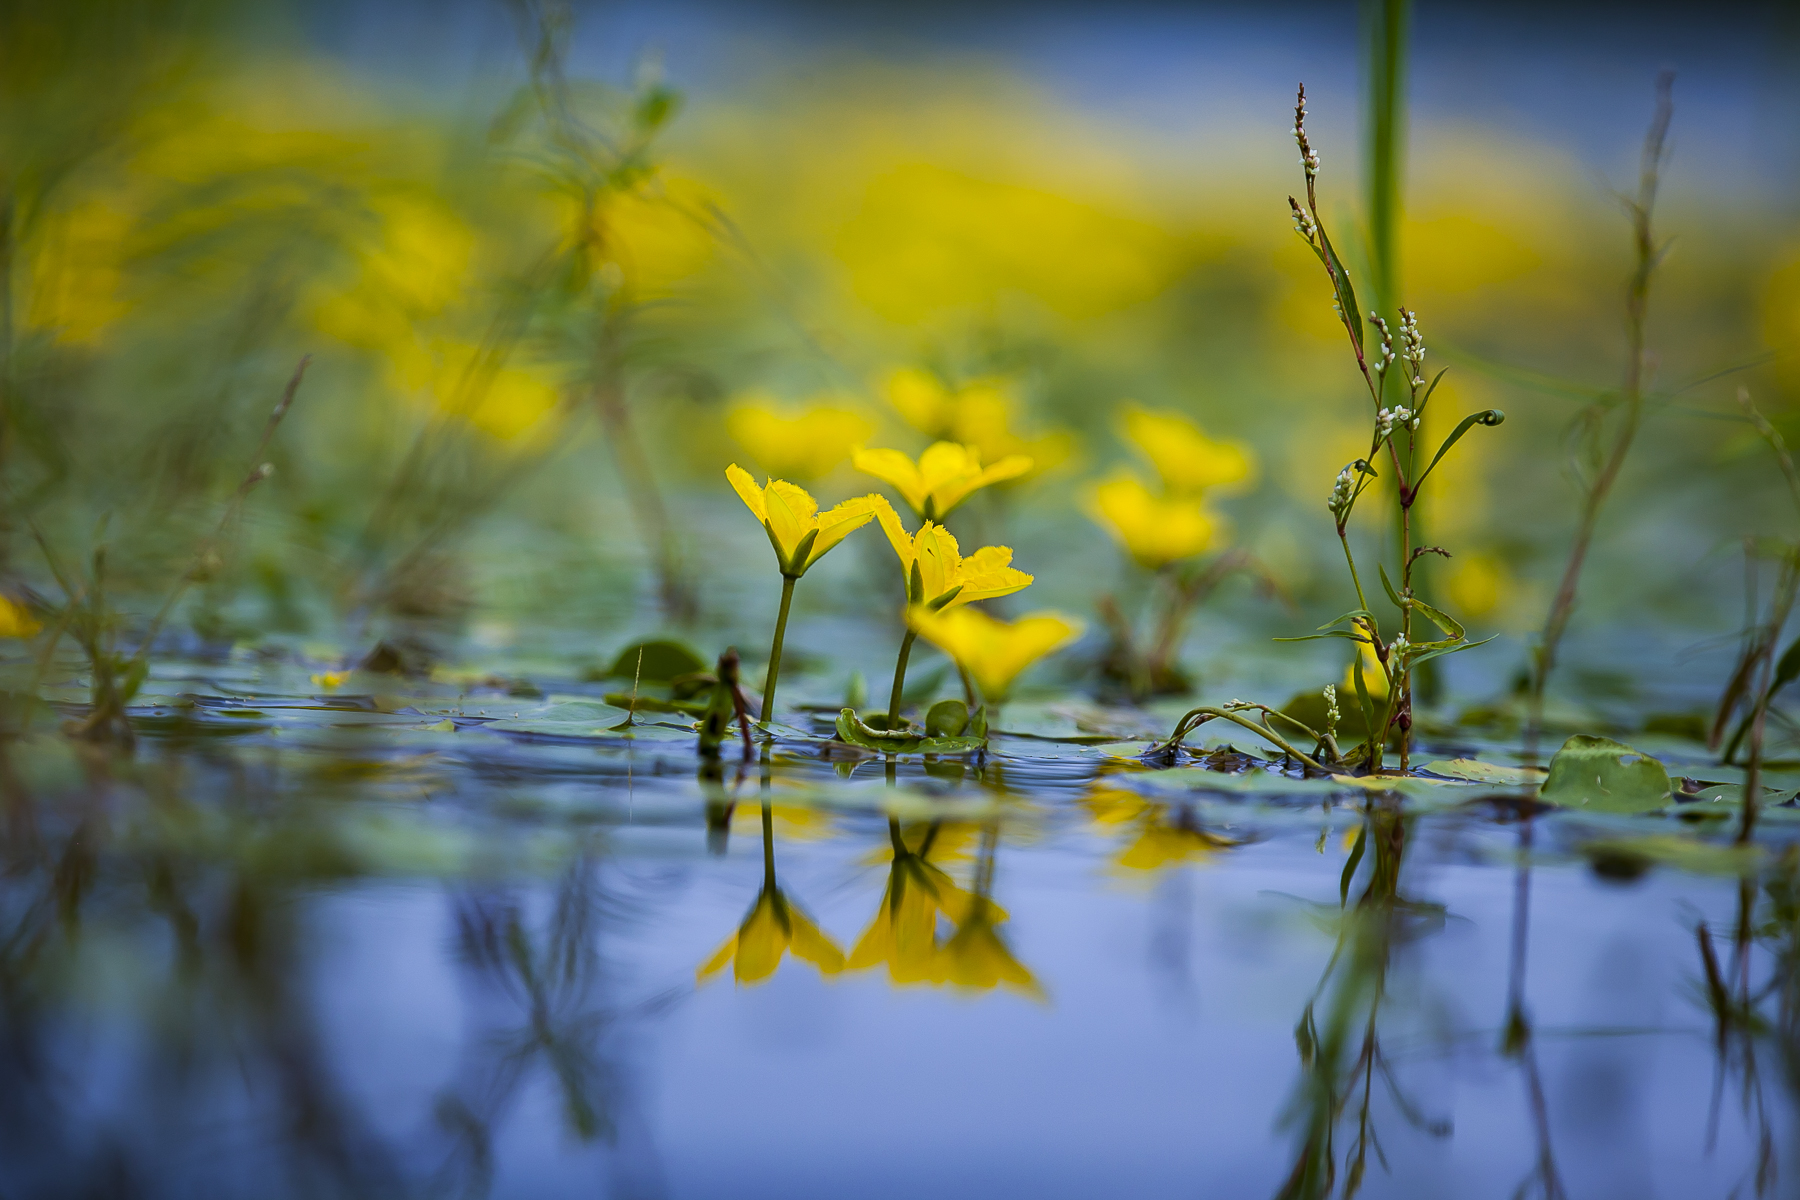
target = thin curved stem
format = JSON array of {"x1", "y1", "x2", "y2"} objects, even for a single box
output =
[{"x1": 1153, "y1": 707, "x2": 1328, "y2": 773}]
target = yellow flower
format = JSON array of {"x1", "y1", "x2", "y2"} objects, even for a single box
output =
[
  {"x1": 697, "y1": 886, "x2": 846, "y2": 986},
  {"x1": 310, "y1": 669, "x2": 350, "y2": 692},
  {"x1": 906, "y1": 606, "x2": 1084, "y2": 705},
  {"x1": 1086, "y1": 472, "x2": 1221, "y2": 568},
  {"x1": 0, "y1": 597, "x2": 40, "y2": 638},
  {"x1": 1122, "y1": 406, "x2": 1257, "y2": 496},
  {"x1": 853, "y1": 441, "x2": 1031, "y2": 522},
  {"x1": 874, "y1": 500, "x2": 1033, "y2": 609},
  {"x1": 882, "y1": 369, "x2": 1073, "y2": 481},
  {"x1": 940, "y1": 896, "x2": 1043, "y2": 999},
  {"x1": 884, "y1": 367, "x2": 959, "y2": 440},
  {"x1": 953, "y1": 379, "x2": 1076, "y2": 480},
  {"x1": 726, "y1": 465, "x2": 883, "y2": 578},
  {"x1": 1343, "y1": 638, "x2": 1391, "y2": 699},
  {"x1": 1444, "y1": 551, "x2": 1509, "y2": 620},
  {"x1": 725, "y1": 395, "x2": 875, "y2": 481}
]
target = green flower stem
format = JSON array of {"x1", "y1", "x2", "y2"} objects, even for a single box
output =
[
  {"x1": 886, "y1": 628, "x2": 918, "y2": 729},
  {"x1": 760, "y1": 575, "x2": 797, "y2": 728},
  {"x1": 1338, "y1": 533, "x2": 1371, "y2": 616}
]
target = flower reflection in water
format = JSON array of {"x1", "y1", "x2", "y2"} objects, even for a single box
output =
[
  {"x1": 847, "y1": 819, "x2": 1042, "y2": 999},
  {"x1": 698, "y1": 803, "x2": 845, "y2": 986},
  {"x1": 848, "y1": 820, "x2": 979, "y2": 985},
  {"x1": 1082, "y1": 786, "x2": 1244, "y2": 874}
]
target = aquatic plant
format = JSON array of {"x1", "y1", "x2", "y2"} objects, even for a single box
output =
[
  {"x1": 1525, "y1": 72, "x2": 1676, "y2": 756},
  {"x1": 698, "y1": 803, "x2": 845, "y2": 985},
  {"x1": 872, "y1": 500, "x2": 1033, "y2": 728},
  {"x1": 1150, "y1": 86, "x2": 1502, "y2": 773},
  {"x1": 725, "y1": 465, "x2": 882, "y2": 723},
  {"x1": 1711, "y1": 387, "x2": 1800, "y2": 845},
  {"x1": 1089, "y1": 406, "x2": 1268, "y2": 699}
]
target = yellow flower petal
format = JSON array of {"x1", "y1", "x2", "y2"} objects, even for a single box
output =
[
  {"x1": 785, "y1": 905, "x2": 847, "y2": 975},
  {"x1": 874, "y1": 496, "x2": 912, "y2": 565},
  {"x1": 696, "y1": 935, "x2": 738, "y2": 983},
  {"x1": 804, "y1": 494, "x2": 883, "y2": 570},
  {"x1": 726, "y1": 463, "x2": 767, "y2": 523},
  {"x1": 858, "y1": 442, "x2": 1033, "y2": 520},
  {"x1": 915, "y1": 522, "x2": 959, "y2": 602},
  {"x1": 852, "y1": 446, "x2": 928, "y2": 513},
  {"x1": 762, "y1": 481, "x2": 812, "y2": 568},
  {"x1": 907, "y1": 607, "x2": 1084, "y2": 704}
]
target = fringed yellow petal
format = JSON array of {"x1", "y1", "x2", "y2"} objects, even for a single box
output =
[
  {"x1": 853, "y1": 447, "x2": 928, "y2": 513},
  {"x1": 804, "y1": 495, "x2": 882, "y2": 570},
  {"x1": 725, "y1": 463, "x2": 767, "y2": 522},
  {"x1": 907, "y1": 607, "x2": 1083, "y2": 704},
  {"x1": 873, "y1": 496, "x2": 913, "y2": 567},
  {"x1": 914, "y1": 522, "x2": 959, "y2": 603}
]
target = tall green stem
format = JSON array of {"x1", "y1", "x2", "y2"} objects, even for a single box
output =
[
  {"x1": 1525, "y1": 74, "x2": 1672, "y2": 764},
  {"x1": 1362, "y1": 0, "x2": 1409, "y2": 323},
  {"x1": 886, "y1": 628, "x2": 917, "y2": 728},
  {"x1": 1339, "y1": 534, "x2": 1370, "y2": 615},
  {"x1": 761, "y1": 575, "x2": 797, "y2": 726}
]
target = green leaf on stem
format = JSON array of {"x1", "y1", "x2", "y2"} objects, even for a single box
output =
[
  {"x1": 1315, "y1": 225, "x2": 1364, "y2": 357},
  {"x1": 1414, "y1": 409, "x2": 1505, "y2": 494},
  {"x1": 1378, "y1": 564, "x2": 1405, "y2": 611}
]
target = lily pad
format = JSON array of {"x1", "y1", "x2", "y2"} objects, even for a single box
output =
[
  {"x1": 834, "y1": 708, "x2": 984, "y2": 755},
  {"x1": 1539, "y1": 735, "x2": 1670, "y2": 814},
  {"x1": 486, "y1": 699, "x2": 695, "y2": 742},
  {"x1": 1419, "y1": 758, "x2": 1547, "y2": 787},
  {"x1": 600, "y1": 639, "x2": 707, "y2": 684}
]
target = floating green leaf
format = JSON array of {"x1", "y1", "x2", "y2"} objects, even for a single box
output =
[
  {"x1": 925, "y1": 699, "x2": 969, "y2": 738},
  {"x1": 833, "y1": 709, "x2": 982, "y2": 755},
  {"x1": 1539, "y1": 735, "x2": 1670, "y2": 813},
  {"x1": 601, "y1": 640, "x2": 707, "y2": 683},
  {"x1": 1419, "y1": 758, "x2": 1545, "y2": 787}
]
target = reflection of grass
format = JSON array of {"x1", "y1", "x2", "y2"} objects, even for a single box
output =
[{"x1": 1276, "y1": 800, "x2": 1448, "y2": 1200}]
